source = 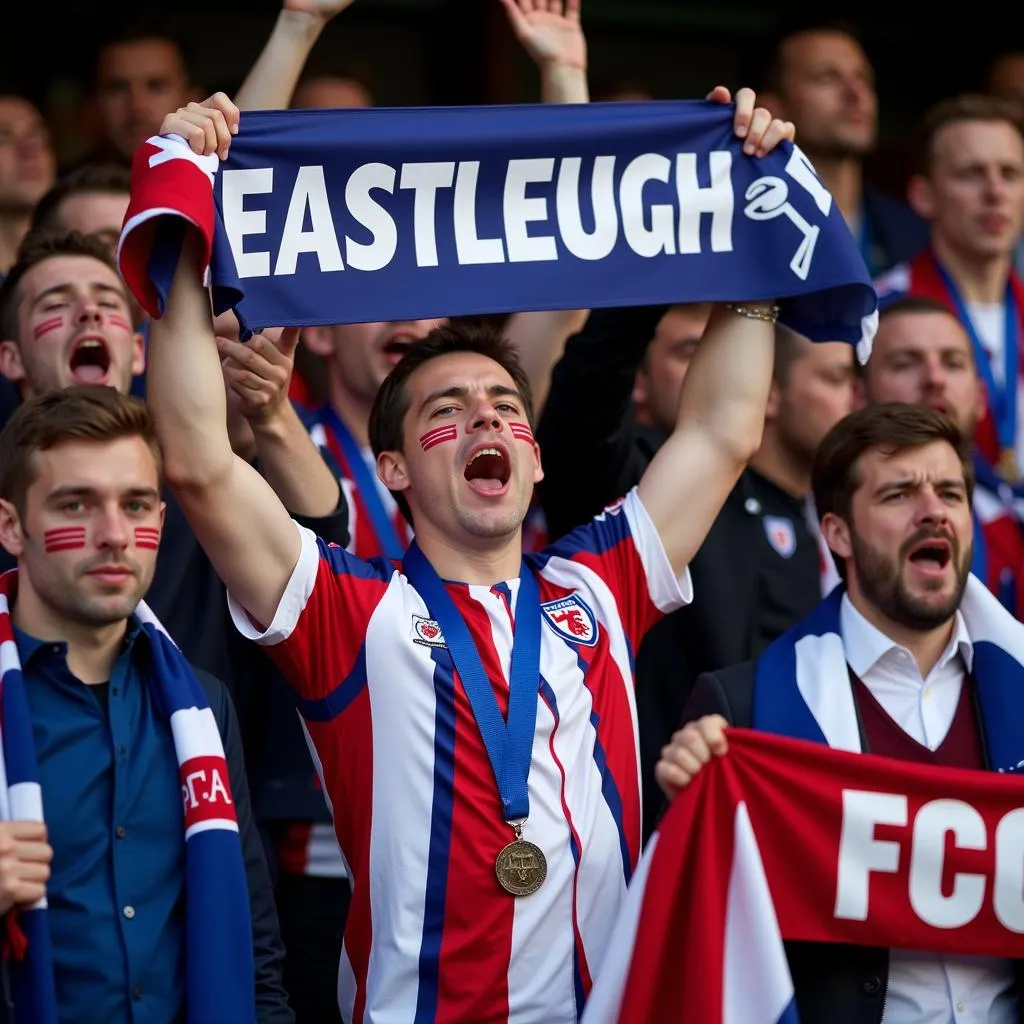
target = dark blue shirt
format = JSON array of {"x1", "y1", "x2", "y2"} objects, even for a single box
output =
[{"x1": 17, "y1": 619, "x2": 186, "y2": 1024}]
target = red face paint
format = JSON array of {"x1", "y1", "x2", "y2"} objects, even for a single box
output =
[
  {"x1": 43, "y1": 527, "x2": 86, "y2": 552},
  {"x1": 134, "y1": 527, "x2": 161, "y2": 550},
  {"x1": 509, "y1": 422, "x2": 535, "y2": 445},
  {"x1": 108, "y1": 313, "x2": 133, "y2": 333},
  {"x1": 32, "y1": 316, "x2": 64, "y2": 341},
  {"x1": 419, "y1": 424, "x2": 458, "y2": 451}
]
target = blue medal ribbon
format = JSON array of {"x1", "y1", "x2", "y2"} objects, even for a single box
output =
[
  {"x1": 402, "y1": 543, "x2": 541, "y2": 823},
  {"x1": 933, "y1": 257, "x2": 1019, "y2": 460},
  {"x1": 320, "y1": 404, "x2": 405, "y2": 561}
]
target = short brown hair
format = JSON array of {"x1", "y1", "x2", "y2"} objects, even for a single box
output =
[
  {"x1": 0, "y1": 385, "x2": 161, "y2": 516},
  {"x1": 812, "y1": 403, "x2": 974, "y2": 527},
  {"x1": 0, "y1": 229, "x2": 124, "y2": 342},
  {"x1": 913, "y1": 93, "x2": 1024, "y2": 175},
  {"x1": 30, "y1": 162, "x2": 131, "y2": 233},
  {"x1": 368, "y1": 318, "x2": 535, "y2": 522}
]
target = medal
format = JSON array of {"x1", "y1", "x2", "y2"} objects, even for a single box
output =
[
  {"x1": 495, "y1": 822, "x2": 547, "y2": 897},
  {"x1": 402, "y1": 543, "x2": 544, "y2": 899}
]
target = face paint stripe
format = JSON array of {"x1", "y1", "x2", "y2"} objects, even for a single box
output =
[
  {"x1": 43, "y1": 527, "x2": 86, "y2": 552},
  {"x1": 108, "y1": 314, "x2": 133, "y2": 332},
  {"x1": 32, "y1": 316, "x2": 64, "y2": 340},
  {"x1": 134, "y1": 527, "x2": 161, "y2": 550},
  {"x1": 509, "y1": 422, "x2": 535, "y2": 444},
  {"x1": 419, "y1": 424, "x2": 458, "y2": 451}
]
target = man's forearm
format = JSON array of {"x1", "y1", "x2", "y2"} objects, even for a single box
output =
[
  {"x1": 541, "y1": 63, "x2": 588, "y2": 105},
  {"x1": 252, "y1": 402, "x2": 342, "y2": 517},
  {"x1": 674, "y1": 304, "x2": 774, "y2": 459},
  {"x1": 148, "y1": 233, "x2": 235, "y2": 489},
  {"x1": 235, "y1": 10, "x2": 329, "y2": 111}
]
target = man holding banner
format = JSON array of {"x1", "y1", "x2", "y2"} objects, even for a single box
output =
[
  {"x1": 115, "y1": 48, "x2": 875, "y2": 1020},
  {"x1": 638, "y1": 402, "x2": 1024, "y2": 1023}
]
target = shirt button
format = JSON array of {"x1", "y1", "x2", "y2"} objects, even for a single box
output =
[
  {"x1": 861, "y1": 975, "x2": 880, "y2": 994},
  {"x1": 744, "y1": 497, "x2": 761, "y2": 515},
  {"x1": 123, "y1": 905, "x2": 135, "y2": 920},
  {"x1": 117, "y1": 745, "x2": 127, "y2": 757},
  {"x1": 957, "y1": 1002, "x2": 966, "y2": 1013},
  {"x1": 134, "y1": 986, "x2": 143, "y2": 999},
  {"x1": 115, "y1": 826, "x2": 126, "y2": 839}
]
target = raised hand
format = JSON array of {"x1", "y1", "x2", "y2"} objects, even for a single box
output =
[
  {"x1": 159, "y1": 93, "x2": 240, "y2": 160},
  {"x1": 706, "y1": 86, "x2": 796, "y2": 158},
  {"x1": 498, "y1": 0, "x2": 586, "y2": 71},
  {"x1": 218, "y1": 328, "x2": 301, "y2": 426}
]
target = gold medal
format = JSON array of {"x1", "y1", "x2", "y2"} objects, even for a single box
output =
[
  {"x1": 495, "y1": 823, "x2": 547, "y2": 896},
  {"x1": 999, "y1": 447, "x2": 1020, "y2": 484}
]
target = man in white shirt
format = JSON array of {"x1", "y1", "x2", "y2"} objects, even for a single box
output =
[{"x1": 660, "y1": 401, "x2": 1022, "y2": 1024}]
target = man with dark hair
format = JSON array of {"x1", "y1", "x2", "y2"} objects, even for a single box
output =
[
  {"x1": 876, "y1": 94, "x2": 1024, "y2": 487},
  {"x1": 664, "y1": 401, "x2": 1024, "y2": 1024},
  {"x1": 751, "y1": 17, "x2": 926, "y2": 275},
  {"x1": 0, "y1": 384, "x2": 292, "y2": 1023},
  {"x1": 0, "y1": 230, "x2": 143, "y2": 397},
  {"x1": 136, "y1": 81, "x2": 796, "y2": 1022}
]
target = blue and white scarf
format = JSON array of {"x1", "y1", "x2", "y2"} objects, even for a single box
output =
[
  {"x1": 753, "y1": 576, "x2": 1024, "y2": 774},
  {"x1": 0, "y1": 570, "x2": 254, "y2": 1023},
  {"x1": 118, "y1": 101, "x2": 877, "y2": 349}
]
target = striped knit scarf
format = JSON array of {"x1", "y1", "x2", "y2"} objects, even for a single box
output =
[
  {"x1": 751, "y1": 575, "x2": 1024, "y2": 773},
  {"x1": 0, "y1": 570, "x2": 254, "y2": 1023}
]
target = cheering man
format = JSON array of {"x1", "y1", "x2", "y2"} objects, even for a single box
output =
[{"x1": 129, "y1": 88, "x2": 792, "y2": 1021}]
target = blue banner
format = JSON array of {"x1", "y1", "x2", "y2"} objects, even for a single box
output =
[{"x1": 124, "y1": 101, "x2": 878, "y2": 344}]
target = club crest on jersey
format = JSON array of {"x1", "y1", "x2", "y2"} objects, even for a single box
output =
[
  {"x1": 764, "y1": 515, "x2": 796, "y2": 559},
  {"x1": 412, "y1": 615, "x2": 447, "y2": 648},
  {"x1": 541, "y1": 594, "x2": 598, "y2": 647}
]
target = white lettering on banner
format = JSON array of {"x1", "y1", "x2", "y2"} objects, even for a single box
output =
[
  {"x1": 220, "y1": 148, "x2": 829, "y2": 280},
  {"x1": 345, "y1": 162, "x2": 398, "y2": 272},
  {"x1": 834, "y1": 789, "x2": 1024, "y2": 932},
  {"x1": 399, "y1": 161, "x2": 456, "y2": 267},
  {"x1": 275, "y1": 165, "x2": 343, "y2": 276},
  {"x1": 222, "y1": 167, "x2": 274, "y2": 278}
]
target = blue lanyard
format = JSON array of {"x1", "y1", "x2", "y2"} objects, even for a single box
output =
[
  {"x1": 402, "y1": 543, "x2": 541, "y2": 823},
  {"x1": 933, "y1": 258, "x2": 1019, "y2": 454},
  {"x1": 320, "y1": 404, "x2": 405, "y2": 561}
]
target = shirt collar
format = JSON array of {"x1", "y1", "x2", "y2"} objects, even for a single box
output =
[
  {"x1": 840, "y1": 592, "x2": 974, "y2": 677},
  {"x1": 14, "y1": 614, "x2": 147, "y2": 671}
]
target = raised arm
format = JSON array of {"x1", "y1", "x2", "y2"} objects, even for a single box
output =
[
  {"x1": 145, "y1": 98, "x2": 302, "y2": 628},
  {"x1": 220, "y1": 327, "x2": 342, "y2": 517},
  {"x1": 235, "y1": 0, "x2": 358, "y2": 112},
  {"x1": 636, "y1": 88, "x2": 795, "y2": 577},
  {"x1": 498, "y1": 0, "x2": 590, "y2": 413}
]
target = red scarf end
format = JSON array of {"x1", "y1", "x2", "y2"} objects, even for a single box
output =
[{"x1": 3, "y1": 912, "x2": 27, "y2": 962}]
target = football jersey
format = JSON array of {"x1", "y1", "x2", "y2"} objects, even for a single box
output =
[{"x1": 228, "y1": 488, "x2": 691, "y2": 1023}]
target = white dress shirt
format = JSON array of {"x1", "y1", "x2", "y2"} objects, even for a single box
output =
[{"x1": 841, "y1": 596, "x2": 1018, "y2": 1023}]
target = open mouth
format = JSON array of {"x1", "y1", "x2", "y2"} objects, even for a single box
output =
[
  {"x1": 69, "y1": 337, "x2": 111, "y2": 384},
  {"x1": 463, "y1": 445, "x2": 511, "y2": 495},
  {"x1": 382, "y1": 334, "x2": 416, "y2": 364},
  {"x1": 906, "y1": 537, "x2": 952, "y2": 573}
]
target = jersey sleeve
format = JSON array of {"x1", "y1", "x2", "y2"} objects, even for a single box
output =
[
  {"x1": 226, "y1": 520, "x2": 392, "y2": 717},
  {"x1": 536, "y1": 487, "x2": 692, "y2": 650}
]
